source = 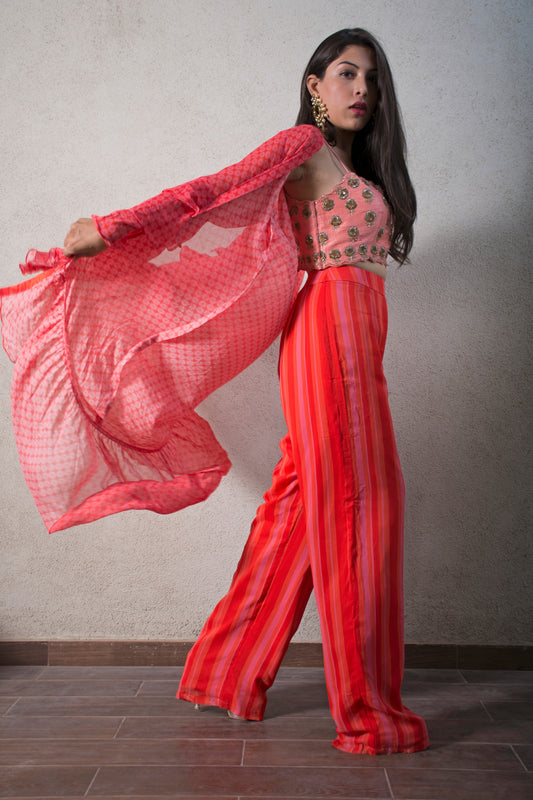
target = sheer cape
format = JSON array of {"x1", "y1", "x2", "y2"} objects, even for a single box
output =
[{"x1": 0, "y1": 125, "x2": 323, "y2": 532}]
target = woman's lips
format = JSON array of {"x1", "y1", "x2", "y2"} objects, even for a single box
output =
[{"x1": 350, "y1": 103, "x2": 367, "y2": 116}]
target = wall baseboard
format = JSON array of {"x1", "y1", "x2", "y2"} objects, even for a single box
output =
[{"x1": 0, "y1": 641, "x2": 531, "y2": 669}]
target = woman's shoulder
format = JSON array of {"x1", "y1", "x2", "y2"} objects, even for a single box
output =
[
  {"x1": 228, "y1": 125, "x2": 324, "y2": 185},
  {"x1": 284, "y1": 135, "x2": 329, "y2": 185},
  {"x1": 255, "y1": 124, "x2": 322, "y2": 154}
]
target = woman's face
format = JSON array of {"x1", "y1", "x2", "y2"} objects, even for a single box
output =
[{"x1": 307, "y1": 45, "x2": 379, "y2": 134}]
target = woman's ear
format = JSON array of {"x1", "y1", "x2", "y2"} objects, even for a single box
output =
[{"x1": 306, "y1": 74, "x2": 320, "y2": 97}]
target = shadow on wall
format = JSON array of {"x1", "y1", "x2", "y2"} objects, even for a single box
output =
[{"x1": 387, "y1": 216, "x2": 531, "y2": 644}]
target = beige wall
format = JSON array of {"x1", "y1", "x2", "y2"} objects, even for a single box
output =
[{"x1": 0, "y1": 0, "x2": 531, "y2": 645}]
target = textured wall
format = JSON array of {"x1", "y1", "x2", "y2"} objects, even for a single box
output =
[{"x1": 0, "y1": 0, "x2": 531, "y2": 645}]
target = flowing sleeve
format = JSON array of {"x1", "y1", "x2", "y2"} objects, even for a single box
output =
[{"x1": 0, "y1": 125, "x2": 323, "y2": 533}]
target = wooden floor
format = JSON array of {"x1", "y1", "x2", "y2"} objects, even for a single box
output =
[{"x1": 0, "y1": 665, "x2": 532, "y2": 799}]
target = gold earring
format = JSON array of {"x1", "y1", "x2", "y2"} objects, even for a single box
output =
[{"x1": 311, "y1": 94, "x2": 328, "y2": 130}]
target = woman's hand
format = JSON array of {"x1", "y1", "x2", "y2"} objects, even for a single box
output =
[{"x1": 63, "y1": 218, "x2": 107, "y2": 257}]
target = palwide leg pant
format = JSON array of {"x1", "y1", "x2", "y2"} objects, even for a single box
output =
[{"x1": 177, "y1": 266, "x2": 429, "y2": 754}]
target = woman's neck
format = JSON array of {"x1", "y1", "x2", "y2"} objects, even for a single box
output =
[{"x1": 330, "y1": 128, "x2": 356, "y2": 171}]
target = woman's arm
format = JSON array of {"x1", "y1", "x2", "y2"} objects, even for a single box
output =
[{"x1": 62, "y1": 126, "x2": 324, "y2": 257}]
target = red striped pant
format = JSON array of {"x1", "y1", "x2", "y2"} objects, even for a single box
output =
[{"x1": 177, "y1": 266, "x2": 429, "y2": 754}]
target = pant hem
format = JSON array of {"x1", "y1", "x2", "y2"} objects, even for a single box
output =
[
  {"x1": 332, "y1": 735, "x2": 430, "y2": 755},
  {"x1": 176, "y1": 688, "x2": 265, "y2": 721}
]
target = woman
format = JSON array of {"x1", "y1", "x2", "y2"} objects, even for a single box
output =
[
  {"x1": 171, "y1": 29, "x2": 430, "y2": 756},
  {"x1": 3, "y1": 28, "x2": 429, "y2": 754}
]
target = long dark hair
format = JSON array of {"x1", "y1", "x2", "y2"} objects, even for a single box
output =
[{"x1": 296, "y1": 28, "x2": 416, "y2": 264}]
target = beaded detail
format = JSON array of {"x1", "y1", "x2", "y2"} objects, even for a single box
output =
[{"x1": 286, "y1": 172, "x2": 391, "y2": 271}]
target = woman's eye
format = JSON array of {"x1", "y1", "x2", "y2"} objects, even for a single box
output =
[{"x1": 340, "y1": 70, "x2": 354, "y2": 78}]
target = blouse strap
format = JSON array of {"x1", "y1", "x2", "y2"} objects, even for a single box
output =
[{"x1": 324, "y1": 141, "x2": 349, "y2": 175}]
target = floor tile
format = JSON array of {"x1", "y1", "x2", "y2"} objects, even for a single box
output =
[
  {"x1": 0, "y1": 716, "x2": 122, "y2": 739},
  {"x1": 386, "y1": 767, "x2": 533, "y2": 800},
  {"x1": 426, "y1": 717, "x2": 533, "y2": 745},
  {"x1": 273, "y1": 668, "x2": 328, "y2": 683},
  {"x1": 402, "y1": 669, "x2": 466, "y2": 684},
  {"x1": 137, "y1": 681, "x2": 180, "y2": 697},
  {"x1": 0, "y1": 699, "x2": 16, "y2": 714},
  {"x1": 0, "y1": 797, "x2": 236, "y2": 800},
  {"x1": 0, "y1": 738, "x2": 243, "y2": 766},
  {"x1": 401, "y1": 683, "x2": 487, "y2": 700},
  {"x1": 262, "y1": 683, "x2": 331, "y2": 718},
  {"x1": 243, "y1": 739, "x2": 525, "y2": 771},
  {"x1": 0, "y1": 796, "x2": 238, "y2": 800},
  {"x1": 0, "y1": 680, "x2": 142, "y2": 697},
  {"x1": 36, "y1": 667, "x2": 183, "y2": 682},
  {"x1": 87, "y1": 765, "x2": 390, "y2": 797},
  {"x1": 5, "y1": 697, "x2": 190, "y2": 717},
  {"x1": 0, "y1": 667, "x2": 45, "y2": 681},
  {"x1": 396, "y1": 696, "x2": 490, "y2": 720},
  {"x1": 0, "y1": 666, "x2": 530, "y2": 799},
  {"x1": 513, "y1": 744, "x2": 533, "y2": 770},
  {"x1": 461, "y1": 670, "x2": 533, "y2": 684},
  {"x1": 117, "y1": 715, "x2": 337, "y2": 741},
  {"x1": 483, "y1": 702, "x2": 533, "y2": 721},
  {"x1": 403, "y1": 682, "x2": 533, "y2": 702},
  {"x1": 0, "y1": 765, "x2": 96, "y2": 797}
]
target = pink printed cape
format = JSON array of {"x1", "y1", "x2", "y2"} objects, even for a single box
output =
[{"x1": 0, "y1": 125, "x2": 323, "y2": 532}]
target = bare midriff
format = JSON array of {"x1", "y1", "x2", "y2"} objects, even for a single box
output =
[{"x1": 345, "y1": 259, "x2": 386, "y2": 279}]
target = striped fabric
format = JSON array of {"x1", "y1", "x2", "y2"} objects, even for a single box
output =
[{"x1": 177, "y1": 265, "x2": 429, "y2": 755}]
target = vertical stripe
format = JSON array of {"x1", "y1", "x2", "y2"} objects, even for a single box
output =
[{"x1": 177, "y1": 265, "x2": 429, "y2": 754}]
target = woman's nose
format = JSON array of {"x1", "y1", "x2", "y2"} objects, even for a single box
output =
[{"x1": 355, "y1": 78, "x2": 368, "y2": 97}]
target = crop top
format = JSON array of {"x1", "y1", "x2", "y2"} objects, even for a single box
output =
[{"x1": 285, "y1": 150, "x2": 391, "y2": 271}]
